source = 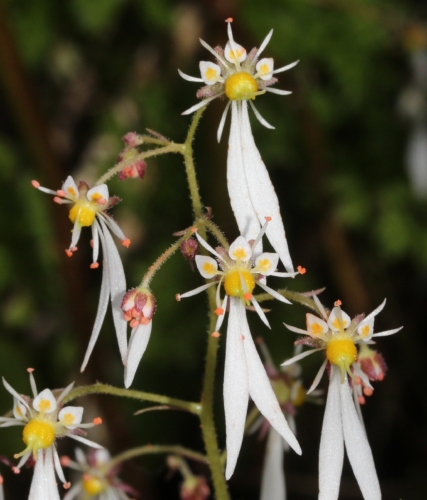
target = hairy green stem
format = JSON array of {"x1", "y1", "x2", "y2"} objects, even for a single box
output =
[
  {"x1": 204, "y1": 219, "x2": 229, "y2": 249},
  {"x1": 105, "y1": 445, "x2": 209, "y2": 473},
  {"x1": 255, "y1": 289, "x2": 321, "y2": 312},
  {"x1": 63, "y1": 383, "x2": 201, "y2": 415}
]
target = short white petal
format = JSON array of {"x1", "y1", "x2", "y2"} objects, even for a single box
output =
[
  {"x1": 195, "y1": 255, "x2": 218, "y2": 279},
  {"x1": 249, "y1": 100, "x2": 275, "y2": 129},
  {"x1": 256, "y1": 57, "x2": 274, "y2": 80},
  {"x1": 177, "y1": 68, "x2": 204, "y2": 82},
  {"x1": 307, "y1": 358, "x2": 328, "y2": 394},
  {"x1": 224, "y1": 41, "x2": 247, "y2": 64},
  {"x1": 87, "y1": 184, "x2": 109, "y2": 203},
  {"x1": 340, "y1": 374, "x2": 381, "y2": 500},
  {"x1": 227, "y1": 102, "x2": 262, "y2": 246},
  {"x1": 224, "y1": 298, "x2": 250, "y2": 480},
  {"x1": 217, "y1": 101, "x2": 231, "y2": 143},
  {"x1": 199, "y1": 61, "x2": 222, "y2": 85},
  {"x1": 99, "y1": 219, "x2": 128, "y2": 363},
  {"x1": 319, "y1": 366, "x2": 344, "y2": 500},
  {"x1": 244, "y1": 327, "x2": 301, "y2": 455},
  {"x1": 260, "y1": 427, "x2": 286, "y2": 500},
  {"x1": 254, "y1": 252, "x2": 279, "y2": 276},
  {"x1": 328, "y1": 307, "x2": 351, "y2": 331},
  {"x1": 306, "y1": 313, "x2": 329, "y2": 336},
  {"x1": 33, "y1": 389, "x2": 57, "y2": 413},
  {"x1": 240, "y1": 101, "x2": 293, "y2": 272},
  {"x1": 80, "y1": 227, "x2": 110, "y2": 372},
  {"x1": 229, "y1": 236, "x2": 252, "y2": 262},
  {"x1": 61, "y1": 176, "x2": 79, "y2": 200},
  {"x1": 58, "y1": 406, "x2": 84, "y2": 427},
  {"x1": 124, "y1": 322, "x2": 153, "y2": 388},
  {"x1": 181, "y1": 94, "x2": 220, "y2": 115}
]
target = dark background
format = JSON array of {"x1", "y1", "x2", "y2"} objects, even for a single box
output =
[{"x1": 0, "y1": 0, "x2": 426, "y2": 498}]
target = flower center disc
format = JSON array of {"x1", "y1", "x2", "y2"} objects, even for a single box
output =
[
  {"x1": 326, "y1": 337, "x2": 357, "y2": 370},
  {"x1": 23, "y1": 420, "x2": 56, "y2": 453},
  {"x1": 83, "y1": 475, "x2": 105, "y2": 495},
  {"x1": 225, "y1": 72, "x2": 258, "y2": 101},
  {"x1": 69, "y1": 201, "x2": 97, "y2": 227},
  {"x1": 224, "y1": 269, "x2": 255, "y2": 298}
]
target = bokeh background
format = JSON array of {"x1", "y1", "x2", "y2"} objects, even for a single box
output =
[{"x1": 1, "y1": 0, "x2": 426, "y2": 498}]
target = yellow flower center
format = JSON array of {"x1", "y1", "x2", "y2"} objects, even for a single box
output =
[
  {"x1": 224, "y1": 269, "x2": 255, "y2": 299},
  {"x1": 225, "y1": 72, "x2": 258, "y2": 101},
  {"x1": 83, "y1": 475, "x2": 105, "y2": 495},
  {"x1": 69, "y1": 201, "x2": 97, "y2": 227},
  {"x1": 326, "y1": 337, "x2": 357, "y2": 371},
  {"x1": 271, "y1": 379, "x2": 291, "y2": 405},
  {"x1": 22, "y1": 420, "x2": 56, "y2": 457}
]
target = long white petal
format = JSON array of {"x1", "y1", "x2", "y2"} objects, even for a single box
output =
[
  {"x1": 227, "y1": 102, "x2": 262, "y2": 245},
  {"x1": 99, "y1": 219, "x2": 128, "y2": 363},
  {"x1": 239, "y1": 101, "x2": 294, "y2": 272},
  {"x1": 217, "y1": 101, "x2": 231, "y2": 143},
  {"x1": 80, "y1": 227, "x2": 110, "y2": 372},
  {"x1": 224, "y1": 298, "x2": 250, "y2": 480},
  {"x1": 177, "y1": 69, "x2": 204, "y2": 82},
  {"x1": 124, "y1": 322, "x2": 153, "y2": 388},
  {"x1": 319, "y1": 366, "x2": 344, "y2": 500},
  {"x1": 340, "y1": 374, "x2": 381, "y2": 500},
  {"x1": 243, "y1": 324, "x2": 301, "y2": 455},
  {"x1": 260, "y1": 427, "x2": 286, "y2": 500},
  {"x1": 249, "y1": 100, "x2": 275, "y2": 129},
  {"x1": 29, "y1": 448, "x2": 60, "y2": 500}
]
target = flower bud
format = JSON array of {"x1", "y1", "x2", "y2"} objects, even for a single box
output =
[
  {"x1": 180, "y1": 238, "x2": 198, "y2": 262},
  {"x1": 121, "y1": 287, "x2": 156, "y2": 329},
  {"x1": 117, "y1": 149, "x2": 146, "y2": 181},
  {"x1": 122, "y1": 132, "x2": 143, "y2": 148},
  {"x1": 180, "y1": 476, "x2": 210, "y2": 500},
  {"x1": 358, "y1": 344, "x2": 387, "y2": 382}
]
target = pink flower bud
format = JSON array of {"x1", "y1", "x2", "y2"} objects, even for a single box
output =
[
  {"x1": 121, "y1": 287, "x2": 156, "y2": 326},
  {"x1": 180, "y1": 238, "x2": 198, "y2": 262},
  {"x1": 122, "y1": 132, "x2": 143, "y2": 148},
  {"x1": 180, "y1": 476, "x2": 210, "y2": 500},
  {"x1": 358, "y1": 344, "x2": 387, "y2": 382}
]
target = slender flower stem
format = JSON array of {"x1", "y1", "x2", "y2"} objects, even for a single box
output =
[
  {"x1": 96, "y1": 143, "x2": 184, "y2": 185},
  {"x1": 255, "y1": 289, "x2": 321, "y2": 312},
  {"x1": 105, "y1": 445, "x2": 209, "y2": 473},
  {"x1": 62, "y1": 383, "x2": 201, "y2": 415},
  {"x1": 204, "y1": 219, "x2": 229, "y2": 249}
]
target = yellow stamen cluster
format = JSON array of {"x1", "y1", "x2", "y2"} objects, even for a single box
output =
[
  {"x1": 69, "y1": 201, "x2": 97, "y2": 227},
  {"x1": 326, "y1": 337, "x2": 357, "y2": 374},
  {"x1": 22, "y1": 420, "x2": 56, "y2": 458},
  {"x1": 225, "y1": 72, "x2": 259, "y2": 101},
  {"x1": 224, "y1": 269, "x2": 255, "y2": 299},
  {"x1": 83, "y1": 474, "x2": 105, "y2": 495}
]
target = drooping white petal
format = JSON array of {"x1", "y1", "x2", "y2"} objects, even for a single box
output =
[
  {"x1": 177, "y1": 68, "x2": 204, "y2": 82},
  {"x1": 61, "y1": 176, "x2": 79, "y2": 200},
  {"x1": 254, "y1": 252, "x2": 279, "y2": 276},
  {"x1": 239, "y1": 101, "x2": 294, "y2": 272},
  {"x1": 227, "y1": 102, "x2": 262, "y2": 247},
  {"x1": 249, "y1": 100, "x2": 275, "y2": 129},
  {"x1": 181, "y1": 94, "x2": 221, "y2": 115},
  {"x1": 244, "y1": 324, "x2": 301, "y2": 455},
  {"x1": 33, "y1": 389, "x2": 57, "y2": 413},
  {"x1": 99, "y1": 219, "x2": 128, "y2": 363},
  {"x1": 281, "y1": 348, "x2": 324, "y2": 366},
  {"x1": 91, "y1": 220, "x2": 100, "y2": 264},
  {"x1": 99, "y1": 214, "x2": 127, "y2": 242},
  {"x1": 319, "y1": 366, "x2": 344, "y2": 500},
  {"x1": 217, "y1": 101, "x2": 231, "y2": 143},
  {"x1": 199, "y1": 61, "x2": 223, "y2": 85},
  {"x1": 29, "y1": 448, "x2": 61, "y2": 500},
  {"x1": 256, "y1": 58, "x2": 274, "y2": 80},
  {"x1": 307, "y1": 358, "x2": 328, "y2": 394},
  {"x1": 124, "y1": 322, "x2": 153, "y2": 388},
  {"x1": 229, "y1": 236, "x2": 252, "y2": 262},
  {"x1": 260, "y1": 427, "x2": 286, "y2": 500},
  {"x1": 306, "y1": 313, "x2": 329, "y2": 336},
  {"x1": 58, "y1": 406, "x2": 84, "y2": 427},
  {"x1": 340, "y1": 374, "x2": 382, "y2": 500},
  {"x1": 81, "y1": 227, "x2": 110, "y2": 372},
  {"x1": 256, "y1": 29, "x2": 273, "y2": 60},
  {"x1": 224, "y1": 298, "x2": 249, "y2": 480},
  {"x1": 87, "y1": 184, "x2": 109, "y2": 204},
  {"x1": 195, "y1": 255, "x2": 219, "y2": 279}
]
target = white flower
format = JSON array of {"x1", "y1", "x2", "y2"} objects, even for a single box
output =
[
  {"x1": 177, "y1": 225, "x2": 302, "y2": 479},
  {"x1": 179, "y1": 20, "x2": 298, "y2": 272},
  {"x1": 0, "y1": 370, "x2": 103, "y2": 499},
  {"x1": 61, "y1": 448, "x2": 136, "y2": 500},
  {"x1": 282, "y1": 298, "x2": 402, "y2": 500},
  {"x1": 31, "y1": 176, "x2": 129, "y2": 371}
]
